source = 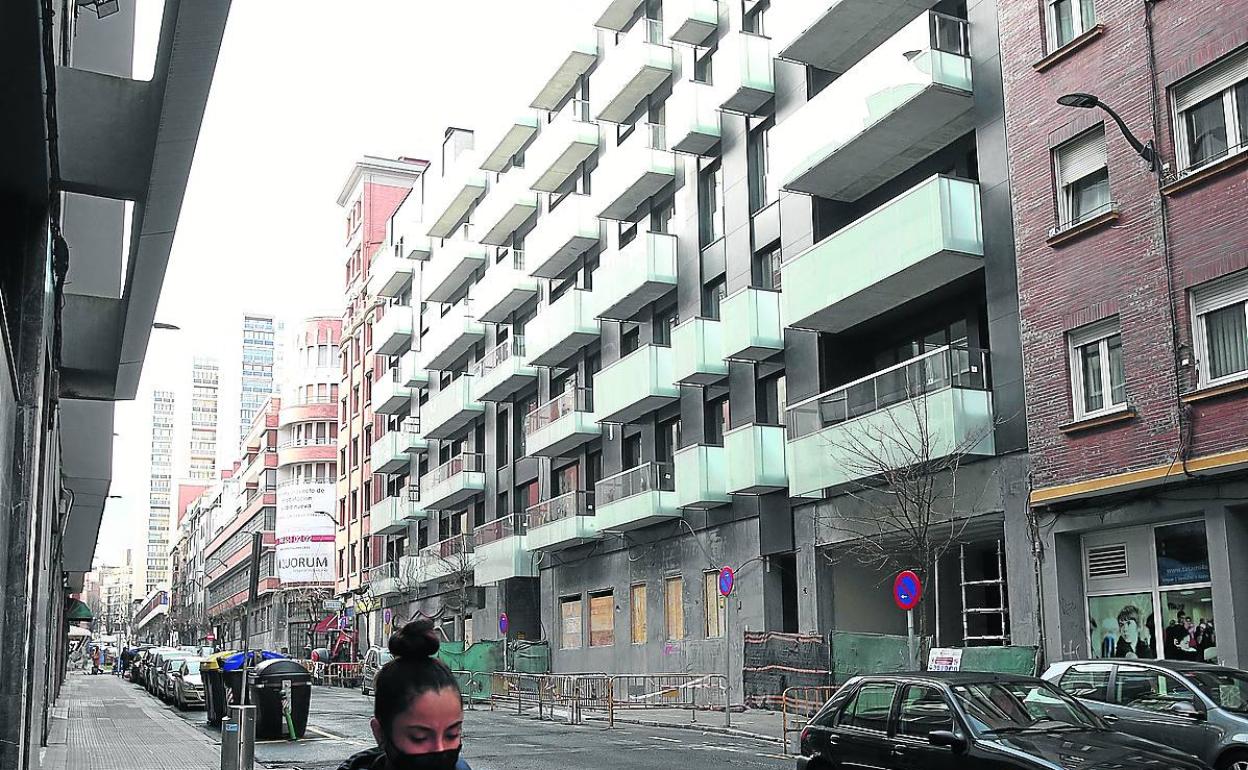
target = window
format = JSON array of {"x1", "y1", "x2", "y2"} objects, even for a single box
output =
[
  {"x1": 896, "y1": 685, "x2": 954, "y2": 738},
  {"x1": 630, "y1": 584, "x2": 647, "y2": 644},
  {"x1": 656, "y1": 418, "x2": 680, "y2": 465},
  {"x1": 757, "y1": 374, "x2": 786, "y2": 425},
  {"x1": 743, "y1": 0, "x2": 767, "y2": 34},
  {"x1": 1172, "y1": 48, "x2": 1248, "y2": 172},
  {"x1": 752, "y1": 245, "x2": 782, "y2": 290},
  {"x1": 698, "y1": 163, "x2": 724, "y2": 246},
  {"x1": 1059, "y1": 664, "x2": 1112, "y2": 702},
  {"x1": 651, "y1": 195, "x2": 675, "y2": 235},
  {"x1": 623, "y1": 433, "x2": 642, "y2": 470},
  {"x1": 664, "y1": 576, "x2": 684, "y2": 640},
  {"x1": 621, "y1": 323, "x2": 641, "y2": 355},
  {"x1": 840, "y1": 682, "x2": 898, "y2": 732},
  {"x1": 1114, "y1": 667, "x2": 1199, "y2": 714},
  {"x1": 653, "y1": 305, "x2": 678, "y2": 346},
  {"x1": 747, "y1": 123, "x2": 772, "y2": 212},
  {"x1": 589, "y1": 590, "x2": 614, "y2": 647},
  {"x1": 496, "y1": 410, "x2": 509, "y2": 463},
  {"x1": 702, "y1": 277, "x2": 726, "y2": 320},
  {"x1": 1054, "y1": 126, "x2": 1110, "y2": 229},
  {"x1": 560, "y1": 597, "x2": 583, "y2": 649},
  {"x1": 704, "y1": 396, "x2": 729, "y2": 445},
  {"x1": 1047, "y1": 0, "x2": 1096, "y2": 49},
  {"x1": 1192, "y1": 269, "x2": 1248, "y2": 385},
  {"x1": 703, "y1": 571, "x2": 725, "y2": 638},
  {"x1": 694, "y1": 46, "x2": 715, "y2": 84},
  {"x1": 1068, "y1": 317, "x2": 1126, "y2": 418}
]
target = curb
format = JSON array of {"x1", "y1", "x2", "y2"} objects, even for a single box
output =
[{"x1": 585, "y1": 714, "x2": 784, "y2": 745}]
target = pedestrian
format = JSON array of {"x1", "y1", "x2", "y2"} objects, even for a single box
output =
[{"x1": 337, "y1": 619, "x2": 469, "y2": 770}]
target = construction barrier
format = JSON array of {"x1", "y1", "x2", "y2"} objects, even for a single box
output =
[
  {"x1": 780, "y1": 686, "x2": 840, "y2": 755},
  {"x1": 323, "y1": 662, "x2": 362, "y2": 688},
  {"x1": 607, "y1": 673, "x2": 729, "y2": 728}
]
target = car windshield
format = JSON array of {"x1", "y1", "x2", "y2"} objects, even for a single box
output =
[
  {"x1": 952, "y1": 681, "x2": 1101, "y2": 737},
  {"x1": 1181, "y1": 669, "x2": 1248, "y2": 713},
  {"x1": 182, "y1": 660, "x2": 201, "y2": 675},
  {"x1": 379, "y1": 650, "x2": 394, "y2": 665}
]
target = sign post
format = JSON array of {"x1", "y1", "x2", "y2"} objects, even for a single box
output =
[
  {"x1": 718, "y1": 567, "x2": 735, "y2": 728},
  {"x1": 893, "y1": 571, "x2": 923, "y2": 670}
]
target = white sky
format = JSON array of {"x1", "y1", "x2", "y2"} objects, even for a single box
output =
[{"x1": 97, "y1": 0, "x2": 599, "y2": 567}]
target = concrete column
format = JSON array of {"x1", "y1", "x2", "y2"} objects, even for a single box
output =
[
  {"x1": 1040, "y1": 530, "x2": 1087, "y2": 663},
  {"x1": 794, "y1": 503, "x2": 832, "y2": 634},
  {"x1": 1206, "y1": 504, "x2": 1248, "y2": 669},
  {"x1": 1000, "y1": 456, "x2": 1041, "y2": 648}
]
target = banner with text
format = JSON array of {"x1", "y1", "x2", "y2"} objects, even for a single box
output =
[{"x1": 275, "y1": 481, "x2": 336, "y2": 584}]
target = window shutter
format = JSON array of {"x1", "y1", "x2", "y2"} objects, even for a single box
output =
[
  {"x1": 1174, "y1": 47, "x2": 1248, "y2": 112},
  {"x1": 1086, "y1": 544, "x2": 1128, "y2": 579},
  {"x1": 1193, "y1": 269, "x2": 1248, "y2": 316},
  {"x1": 1056, "y1": 127, "x2": 1107, "y2": 183}
]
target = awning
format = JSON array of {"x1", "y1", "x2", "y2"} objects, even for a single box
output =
[
  {"x1": 312, "y1": 613, "x2": 340, "y2": 634},
  {"x1": 67, "y1": 625, "x2": 91, "y2": 639},
  {"x1": 66, "y1": 598, "x2": 93, "y2": 623}
]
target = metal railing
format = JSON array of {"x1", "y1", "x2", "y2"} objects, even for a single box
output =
[
  {"x1": 424, "y1": 452, "x2": 485, "y2": 487},
  {"x1": 640, "y1": 17, "x2": 665, "y2": 45},
  {"x1": 524, "y1": 387, "x2": 593, "y2": 437},
  {"x1": 594, "y1": 462, "x2": 674, "y2": 506},
  {"x1": 484, "y1": 672, "x2": 729, "y2": 728},
  {"x1": 781, "y1": 686, "x2": 841, "y2": 755},
  {"x1": 362, "y1": 560, "x2": 399, "y2": 586},
  {"x1": 526, "y1": 491, "x2": 595, "y2": 530},
  {"x1": 929, "y1": 11, "x2": 970, "y2": 56},
  {"x1": 421, "y1": 532, "x2": 473, "y2": 561},
  {"x1": 643, "y1": 122, "x2": 667, "y2": 152},
  {"x1": 277, "y1": 437, "x2": 336, "y2": 449},
  {"x1": 473, "y1": 512, "x2": 526, "y2": 548},
  {"x1": 470, "y1": 336, "x2": 526, "y2": 378}
]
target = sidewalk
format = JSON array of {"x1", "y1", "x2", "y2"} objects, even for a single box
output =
[
  {"x1": 41, "y1": 671, "x2": 221, "y2": 770},
  {"x1": 484, "y1": 701, "x2": 789, "y2": 747}
]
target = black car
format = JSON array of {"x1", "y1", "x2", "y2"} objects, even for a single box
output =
[{"x1": 797, "y1": 672, "x2": 1210, "y2": 770}]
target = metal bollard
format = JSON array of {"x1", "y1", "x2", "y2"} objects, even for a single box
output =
[{"x1": 220, "y1": 704, "x2": 256, "y2": 770}]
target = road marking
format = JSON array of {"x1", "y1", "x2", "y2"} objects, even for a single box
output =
[
  {"x1": 307, "y1": 726, "x2": 345, "y2": 741},
  {"x1": 651, "y1": 736, "x2": 681, "y2": 743},
  {"x1": 757, "y1": 752, "x2": 788, "y2": 760}
]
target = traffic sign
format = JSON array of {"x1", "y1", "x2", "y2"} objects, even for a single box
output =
[
  {"x1": 718, "y1": 566, "x2": 735, "y2": 597},
  {"x1": 893, "y1": 570, "x2": 922, "y2": 611},
  {"x1": 323, "y1": 599, "x2": 343, "y2": 612},
  {"x1": 499, "y1": 612, "x2": 510, "y2": 635}
]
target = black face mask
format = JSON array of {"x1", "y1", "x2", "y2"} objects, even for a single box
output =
[{"x1": 382, "y1": 742, "x2": 460, "y2": 770}]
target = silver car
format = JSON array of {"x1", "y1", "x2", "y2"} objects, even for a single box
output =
[
  {"x1": 1045, "y1": 659, "x2": 1248, "y2": 770},
  {"x1": 172, "y1": 658, "x2": 205, "y2": 711},
  {"x1": 361, "y1": 646, "x2": 393, "y2": 696}
]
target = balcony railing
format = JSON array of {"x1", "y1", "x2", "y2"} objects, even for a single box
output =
[
  {"x1": 473, "y1": 513, "x2": 527, "y2": 548},
  {"x1": 595, "y1": 462, "x2": 674, "y2": 507},
  {"x1": 277, "y1": 437, "x2": 335, "y2": 449},
  {"x1": 524, "y1": 387, "x2": 593, "y2": 437},
  {"x1": 470, "y1": 336, "x2": 526, "y2": 379},
  {"x1": 363, "y1": 560, "x2": 398, "y2": 587},
  {"x1": 424, "y1": 452, "x2": 485, "y2": 489},
  {"x1": 526, "y1": 491, "x2": 596, "y2": 530},
  {"x1": 421, "y1": 533, "x2": 474, "y2": 561},
  {"x1": 276, "y1": 476, "x2": 333, "y2": 489}
]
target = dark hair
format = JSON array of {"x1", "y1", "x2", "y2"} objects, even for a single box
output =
[{"x1": 374, "y1": 619, "x2": 460, "y2": 734}]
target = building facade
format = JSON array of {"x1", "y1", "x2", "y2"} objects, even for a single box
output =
[
  {"x1": 999, "y1": 0, "x2": 1248, "y2": 667},
  {"x1": 240, "y1": 313, "x2": 282, "y2": 443},
  {"x1": 189, "y1": 357, "x2": 221, "y2": 481},
  {"x1": 144, "y1": 389, "x2": 177, "y2": 594}
]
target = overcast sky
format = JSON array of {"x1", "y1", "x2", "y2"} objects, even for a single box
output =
[{"x1": 97, "y1": 1, "x2": 598, "y2": 568}]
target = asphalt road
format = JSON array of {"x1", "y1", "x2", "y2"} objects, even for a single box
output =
[{"x1": 164, "y1": 683, "x2": 790, "y2": 770}]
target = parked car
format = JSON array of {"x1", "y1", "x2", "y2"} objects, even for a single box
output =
[
  {"x1": 172, "y1": 658, "x2": 206, "y2": 711},
  {"x1": 360, "y1": 646, "x2": 393, "y2": 696},
  {"x1": 796, "y1": 672, "x2": 1209, "y2": 770},
  {"x1": 145, "y1": 648, "x2": 178, "y2": 695},
  {"x1": 155, "y1": 653, "x2": 190, "y2": 701},
  {"x1": 1045, "y1": 659, "x2": 1248, "y2": 770}
]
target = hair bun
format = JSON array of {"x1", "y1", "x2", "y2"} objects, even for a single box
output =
[{"x1": 388, "y1": 619, "x2": 440, "y2": 659}]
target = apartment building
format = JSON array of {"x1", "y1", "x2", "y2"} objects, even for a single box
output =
[
  {"x1": 170, "y1": 482, "x2": 226, "y2": 646},
  {"x1": 143, "y1": 390, "x2": 177, "y2": 594},
  {"x1": 356, "y1": 0, "x2": 1036, "y2": 693},
  {"x1": 189, "y1": 357, "x2": 221, "y2": 481},
  {"x1": 240, "y1": 314, "x2": 282, "y2": 443},
  {"x1": 999, "y1": 0, "x2": 1248, "y2": 667}
]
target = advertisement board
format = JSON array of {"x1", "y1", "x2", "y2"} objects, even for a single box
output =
[{"x1": 275, "y1": 480, "x2": 336, "y2": 584}]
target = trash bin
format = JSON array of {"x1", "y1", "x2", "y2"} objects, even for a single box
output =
[
  {"x1": 202, "y1": 650, "x2": 239, "y2": 727},
  {"x1": 247, "y1": 659, "x2": 312, "y2": 740}
]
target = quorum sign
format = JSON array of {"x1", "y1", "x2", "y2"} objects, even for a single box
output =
[{"x1": 275, "y1": 481, "x2": 336, "y2": 584}]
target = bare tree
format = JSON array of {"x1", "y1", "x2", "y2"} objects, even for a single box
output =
[
  {"x1": 282, "y1": 584, "x2": 333, "y2": 652},
  {"x1": 424, "y1": 535, "x2": 476, "y2": 643}
]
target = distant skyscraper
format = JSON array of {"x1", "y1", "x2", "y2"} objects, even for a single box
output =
[
  {"x1": 240, "y1": 314, "x2": 281, "y2": 441},
  {"x1": 146, "y1": 390, "x2": 176, "y2": 593},
  {"x1": 189, "y1": 358, "x2": 220, "y2": 481}
]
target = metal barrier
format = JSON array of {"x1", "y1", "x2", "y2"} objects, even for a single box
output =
[
  {"x1": 453, "y1": 671, "x2": 491, "y2": 706},
  {"x1": 780, "y1": 686, "x2": 840, "y2": 755},
  {"x1": 607, "y1": 674, "x2": 729, "y2": 728},
  {"x1": 324, "y1": 662, "x2": 362, "y2": 688}
]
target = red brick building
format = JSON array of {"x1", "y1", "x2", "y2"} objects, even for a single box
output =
[{"x1": 1000, "y1": 0, "x2": 1248, "y2": 666}]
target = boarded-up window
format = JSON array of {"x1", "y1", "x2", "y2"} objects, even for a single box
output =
[
  {"x1": 630, "y1": 584, "x2": 648, "y2": 644},
  {"x1": 560, "y1": 596, "x2": 583, "y2": 649},
  {"x1": 589, "y1": 590, "x2": 614, "y2": 647},
  {"x1": 704, "y1": 570, "x2": 726, "y2": 638},
  {"x1": 665, "y1": 576, "x2": 685, "y2": 640}
]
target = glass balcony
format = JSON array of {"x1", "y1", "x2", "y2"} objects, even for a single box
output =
[
  {"x1": 596, "y1": 123, "x2": 677, "y2": 220},
  {"x1": 480, "y1": 113, "x2": 540, "y2": 173},
  {"x1": 771, "y1": 12, "x2": 973, "y2": 201},
  {"x1": 476, "y1": 174, "x2": 539, "y2": 246},
  {"x1": 525, "y1": 193, "x2": 601, "y2": 279},
  {"x1": 526, "y1": 288, "x2": 600, "y2": 367},
  {"x1": 415, "y1": 297, "x2": 485, "y2": 371},
  {"x1": 780, "y1": 175, "x2": 983, "y2": 332},
  {"x1": 422, "y1": 375, "x2": 485, "y2": 440},
  {"x1": 373, "y1": 361, "x2": 414, "y2": 415},
  {"x1": 420, "y1": 453, "x2": 486, "y2": 510},
  {"x1": 771, "y1": 0, "x2": 933, "y2": 75},
  {"x1": 399, "y1": 350, "x2": 428, "y2": 389},
  {"x1": 369, "y1": 489, "x2": 426, "y2": 536},
  {"x1": 784, "y1": 345, "x2": 996, "y2": 497},
  {"x1": 469, "y1": 336, "x2": 537, "y2": 403},
  {"x1": 594, "y1": 344, "x2": 678, "y2": 424},
  {"x1": 528, "y1": 100, "x2": 600, "y2": 193},
  {"x1": 370, "y1": 246, "x2": 417, "y2": 299},
  {"x1": 427, "y1": 152, "x2": 490, "y2": 239},
  {"x1": 363, "y1": 560, "x2": 403, "y2": 596},
  {"x1": 421, "y1": 234, "x2": 488, "y2": 304},
  {"x1": 673, "y1": 444, "x2": 729, "y2": 509},
  {"x1": 525, "y1": 491, "x2": 600, "y2": 551},
  {"x1": 721, "y1": 287, "x2": 782, "y2": 362},
  {"x1": 474, "y1": 250, "x2": 539, "y2": 323},
  {"x1": 672, "y1": 317, "x2": 727, "y2": 385},
  {"x1": 374, "y1": 304, "x2": 413, "y2": 357},
  {"x1": 531, "y1": 31, "x2": 599, "y2": 110},
  {"x1": 472, "y1": 513, "x2": 538, "y2": 584},
  {"x1": 594, "y1": 462, "x2": 678, "y2": 532},
  {"x1": 371, "y1": 419, "x2": 426, "y2": 473},
  {"x1": 724, "y1": 423, "x2": 787, "y2": 494},
  {"x1": 597, "y1": 0, "x2": 645, "y2": 30},
  {"x1": 596, "y1": 19, "x2": 672, "y2": 123},
  {"x1": 668, "y1": 0, "x2": 719, "y2": 45},
  {"x1": 594, "y1": 231, "x2": 677, "y2": 320},
  {"x1": 715, "y1": 31, "x2": 774, "y2": 116},
  {"x1": 668, "y1": 79, "x2": 721, "y2": 156},
  {"x1": 416, "y1": 534, "x2": 477, "y2": 582},
  {"x1": 523, "y1": 387, "x2": 599, "y2": 458}
]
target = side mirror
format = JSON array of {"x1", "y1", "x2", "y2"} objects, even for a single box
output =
[
  {"x1": 1172, "y1": 702, "x2": 1205, "y2": 720},
  {"x1": 929, "y1": 730, "x2": 967, "y2": 753}
]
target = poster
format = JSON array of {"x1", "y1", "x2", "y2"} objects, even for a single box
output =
[
  {"x1": 928, "y1": 647, "x2": 964, "y2": 671},
  {"x1": 275, "y1": 480, "x2": 336, "y2": 584},
  {"x1": 1160, "y1": 587, "x2": 1217, "y2": 663},
  {"x1": 1088, "y1": 592, "x2": 1157, "y2": 659}
]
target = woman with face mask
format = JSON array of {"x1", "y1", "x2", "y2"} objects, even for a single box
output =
[{"x1": 337, "y1": 619, "x2": 470, "y2": 770}]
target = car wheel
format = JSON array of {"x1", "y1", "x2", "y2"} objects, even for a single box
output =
[{"x1": 1217, "y1": 751, "x2": 1248, "y2": 770}]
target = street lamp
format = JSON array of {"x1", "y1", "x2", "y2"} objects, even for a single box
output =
[
  {"x1": 151, "y1": 322, "x2": 181, "y2": 331},
  {"x1": 1057, "y1": 92, "x2": 1158, "y2": 173}
]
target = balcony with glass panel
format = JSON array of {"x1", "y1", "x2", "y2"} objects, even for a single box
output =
[
  {"x1": 724, "y1": 422, "x2": 787, "y2": 494},
  {"x1": 415, "y1": 297, "x2": 486, "y2": 372},
  {"x1": 780, "y1": 174, "x2": 983, "y2": 333},
  {"x1": 399, "y1": 350, "x2": 427, "y2": 388},
  {"x1": 420, "y1": 454, "x2": 486, "y2": 510},
  {"x1": 672, "y1": 317, "x2": 727, "y2": 385},
  {"x1": 525, "y1": 194, "x2": 601, "y2": 279},
  {"x1": 668, "y1": 0, "x2": 719, "y2": 45},
  {"x1": 524, "y1": 387, "x2": 599, "y2": 458},
  {"x1": 480, "y1": 113, "x2": 540, "y2": 173},
  {"x1": 370, "y1": 245, "x2": 418, "y2": 299},
  {"x1": 374, "y1": 304, "x2": 413, "y2": 356},
  {"x1": 784, "y1": 345, "x2": 996, "y2": 497},
  {"x1": 594, "y1": 344, "x2": 678, "y2": 424},
  {"x1": 427, "y1": 152, "x2": 490, "y2": 239},
  {"x1": 597, "y1": 0, "x2": 645, "y2": 30},
  {"x1": 469, "y1": 337, "x2": 537, "y2": 403},
  {"x1": 715, "y1": 31, "x2": 774, "y2": 116},
  {"x1": 528, "y1": 100, "x2": 600, "y2": 193},
  {"x1": 422, "y1": 375, "x2": 486, "y2": 440},
  {"x1": 476, "y1": 174, "x2": 539, "y2": 246},
  {"x1": 596, "y1": 19, "x2": 672, "y2": 123},
  {"x1": 374, "y1": 361, "x2": 415, "y2": 415},
  {"x1": 526, "y1": 288, "x2": 601, "y2": 367},
  {"x1": 668, "y1": 79, "x2": 721, "y2": 155},
  {"x1": 531, "y1": 31, "x2": 599, "y2": 110},
  {"x1": 596, "y1": 123, "x2": 677, "y2": 220},
  {"x1": 421, "y1": 234, "x2": 488, "y2": 304},
  {"x1": 369, "y1": 489, "x2": 426, "y2": 536},
  {"x1": 771, "y1": 0, "x2": 932, "y2": 75},
  {"x1": 525, "y1": 491, "x2": 600, "y2": 551},
  {"x1": 472, "y1": 514, "x2": 538, "y2": 584},
  {"x1": 594, "y1": 231, "x2": 677, "y2": 320},
  {"x1": 673, "y1": 444, "x2": 729, "y2": 509},
  {"x1": 721, "y1": 287, "x2": 782, "y2": 362},
  {"x1": 371, "y1": 418, "x2": 427, "y2": 473},
  {"x1": 474, "y1": 250, "x2": 539, "y2": 323},
  {"x1": 362, "y1": 560, "x2": 404, "y2": 596},
  {"x1": 771, "y1": 12, "x2": 974, "y2": 201},
  {"x1": 415, "y1": 534, "x2": 477, "y2": 582},
  {"x1": 594, "y1": 462, "x2": 678, "y2": 532}
]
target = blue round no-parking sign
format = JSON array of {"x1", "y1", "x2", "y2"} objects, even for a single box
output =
[
  {"x1": 893, "y1": 570, "x2": 922, "y2": 611},
  {"x1": 718, "y1": 566, "x2": 735, "y2": 597}
]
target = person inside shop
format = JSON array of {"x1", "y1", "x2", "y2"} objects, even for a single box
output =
[{"x1": 337, "y1": 619, "x2": 470, "y2": 770}]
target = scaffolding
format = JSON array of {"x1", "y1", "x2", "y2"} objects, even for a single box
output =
[{"x1": 960, "y1": 540, "x2": 1010, "y2": 646}]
